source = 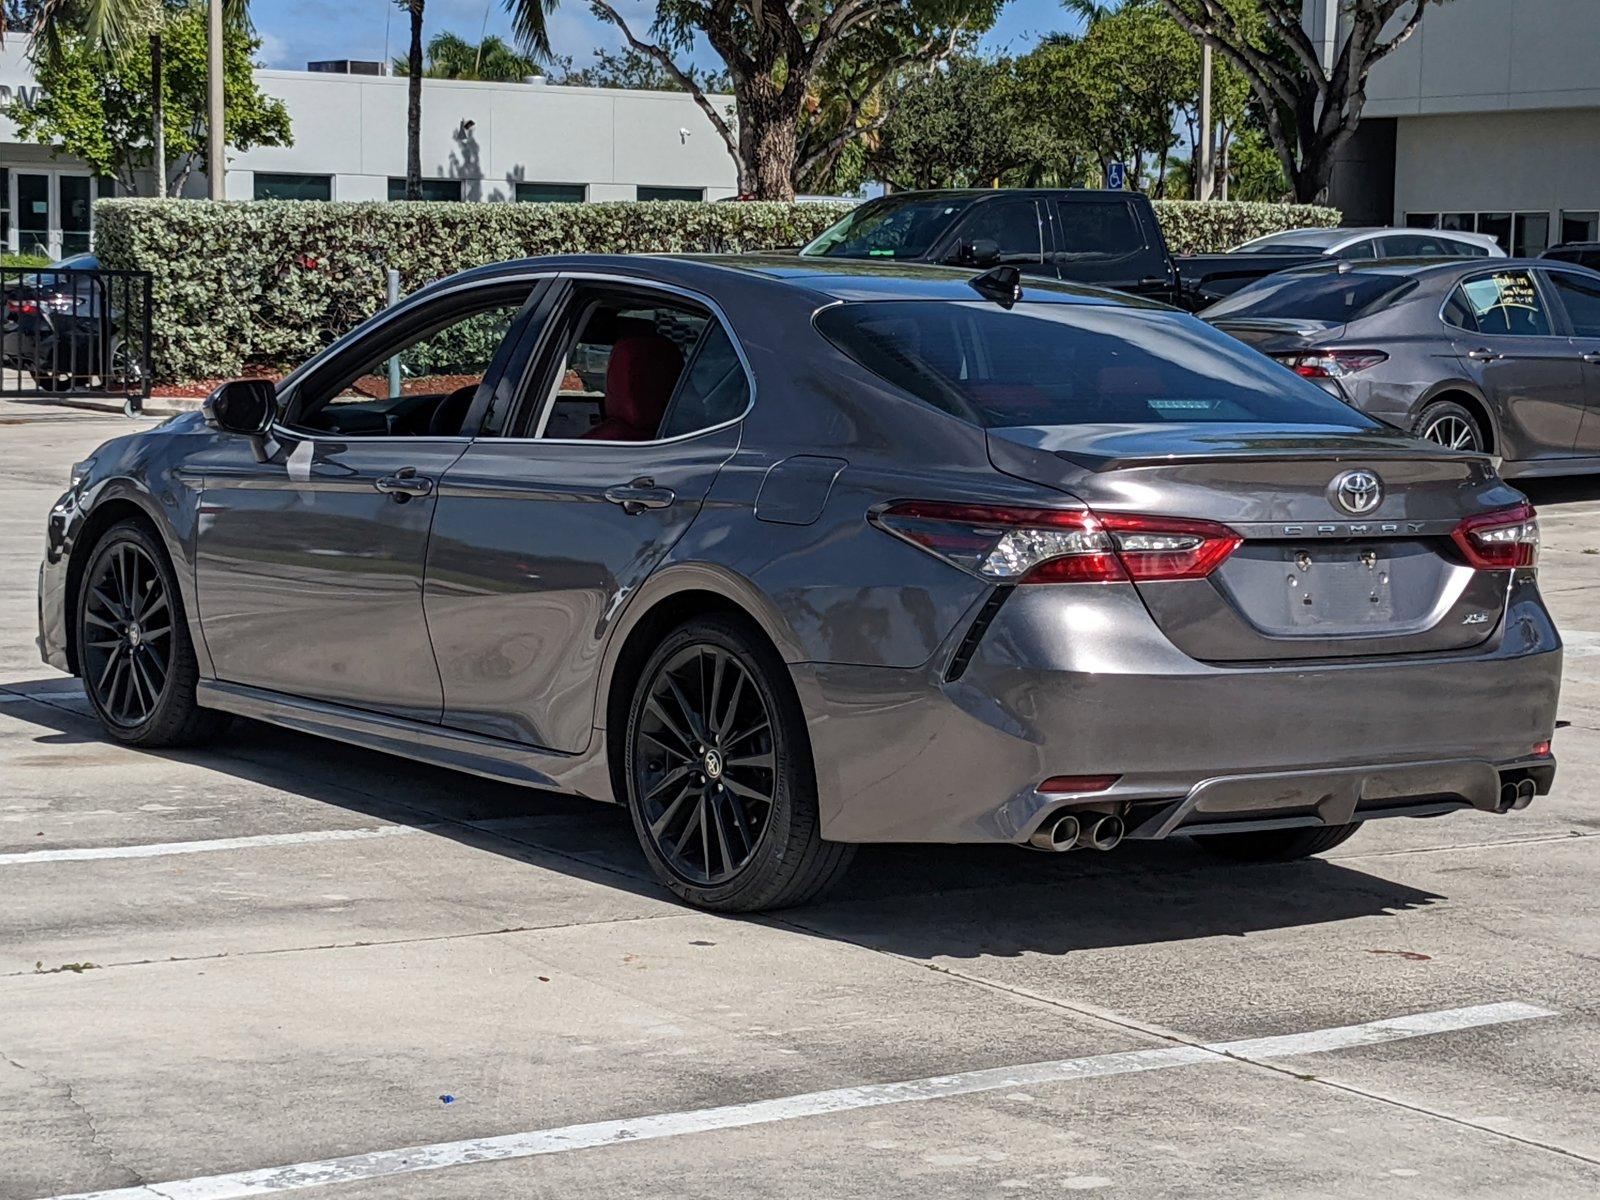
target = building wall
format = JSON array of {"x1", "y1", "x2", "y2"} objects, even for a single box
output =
[
  {"x1": 1393, "y1": 108, "x2": 1600, "y2": 224},
  {"x1": 226, "y1": 71, "x2": 740, "y2": 202},
  {"x1": 1362, "y1": 0, "x2": 1600, "y2": 119}
]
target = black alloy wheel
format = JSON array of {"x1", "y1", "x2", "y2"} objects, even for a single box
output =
[
  {"x1": 633, "y1": 642, "x2": 776, "y2": 886},
  {"x1": 82, "y1": 540, "x2": 172, "y2": 727},
  {"x1": 623, "y1": 616, "x2": 854, "y2": 912},
  {"x1": 76, "y1": 521, "x2": 229, "y2": 747}
]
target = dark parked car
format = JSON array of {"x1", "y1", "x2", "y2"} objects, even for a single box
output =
[
  {"x1": 40, "y1": 255, "x2": 1559, "y2": 911},
  {"x1": 1543, "y1": 242, "x2": 1600, "y2": 271},
  {"x1": 798, "y1": 188, "x2": 1181, "y2": 304},
  {"x1": 1205, "y1": 257, "x2": 1600, "y2": 475},
  {"x1": 2, "y1": 253, "x2": 143, "y2": 392},
  {"x1": 1178, "y1": 225, "x2": 1502, "y2": 308}
]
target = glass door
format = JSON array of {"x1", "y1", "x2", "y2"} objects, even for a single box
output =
[
  {"x1": 59, "y1": 175, "x2": 91, "y2": 257},
  {"x1": 16, "y1": 172, "x2": 50, "y2": 258}
]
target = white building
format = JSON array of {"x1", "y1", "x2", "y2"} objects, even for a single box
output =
[
  {"x1": 0, "y1": 48, "x2": 740, "y2": 259},
  {"x1": 1317, "y1": 0, "x2": 1600, "y2": 251}
]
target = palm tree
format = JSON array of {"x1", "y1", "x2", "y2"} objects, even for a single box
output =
[
  {"x1": 394, "y1": 31, "x2": 539, "y2": 82},
  {"x1": 397, "y1": 1, "x2": 557, "y2": 200}
]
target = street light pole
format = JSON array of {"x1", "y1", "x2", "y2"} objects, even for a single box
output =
[
  {"x1": 1198, "y1": 42, "x2": 1215, "y2": 201},
  {"x1": 207, "y1": 0, "x2": 225, "y2": 200},
  {"x1": 151, "y1": 33, "x2": 165, "y2": 197}
]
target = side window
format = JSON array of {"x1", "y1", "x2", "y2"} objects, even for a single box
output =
[
  {"x1": 1547, "y1": 270, "x2": 1600, "y2": 337},
  {"x1": 1444, "y1": 237, "x2": 1492, "y2": 258},
  {"x1": 659, "y1": 323, "x2": 751, "y2": 439},
  {"x1": 1457, "y1": 271, "x2": 1552, "y2": 336},
  {"x1": 1054, "y1": 200, "x2": 1148, "y2": 259},
  {"x1": 291, "y1": 297, "x2": 527, "y2": 437},
  {"x1": 525, "y1": 290, "x2": 724, "y2": 441},
  {"x1": 953, "y1": 201, "x2": 1043, "y2": 264},
  {"x1": 1378, "y1": 234, "x2": 1449, "y2": 257},
  {"x1": 1334, "y1": 238, "x2": 1379, "y2": 259},
  {"x1": 1442, "y1": 288, "x2": 1480, "y2": 332}
]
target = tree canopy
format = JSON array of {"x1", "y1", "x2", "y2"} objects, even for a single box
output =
[
  {"x1": 393, "y1": 32, "x2": 541, "y2": 81},
  {"x1": 7, "y1": 0, "x2": 290, "y2": 196}
]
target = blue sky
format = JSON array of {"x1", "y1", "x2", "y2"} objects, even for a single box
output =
[{"x1": 254, "y1": 1, "x2": 1083, "y2": 74}]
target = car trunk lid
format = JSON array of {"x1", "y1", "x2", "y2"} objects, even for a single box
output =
[{"x1": 988, "y1": 422, "x2": 1523, "y2": 662}]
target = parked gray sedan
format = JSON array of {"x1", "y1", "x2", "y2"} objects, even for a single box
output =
[
  {"x1": 1205, "y1": 257, "x2": 1600, "y2": 476},
  {"x1": 38, "y1": 255, "x2": 1560, "y2": 911}
]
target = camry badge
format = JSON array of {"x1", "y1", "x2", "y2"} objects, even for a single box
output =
[{"x1": 1332, "y1": 469, "x2": 1383, "y2": 516}]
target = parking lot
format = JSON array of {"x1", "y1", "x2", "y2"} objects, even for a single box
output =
[{"x1": 3, "y1": 399, "x2": 1600, "y2": 1199}]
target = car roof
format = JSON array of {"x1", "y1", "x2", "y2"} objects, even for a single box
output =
[
  {"x1": 1274, "y1": 255, "x2": 1551, "y2": 281},
  {"x1": 431, "y1": 252, "x2": 1169, "y2": 309}
]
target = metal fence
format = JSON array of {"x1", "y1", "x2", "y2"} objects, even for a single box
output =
[{"x1": 1, "y1": 266, "x2": 153, "y2": 411}]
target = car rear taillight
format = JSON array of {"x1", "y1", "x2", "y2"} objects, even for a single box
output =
[
  {"x1": 1272, "y1": 349, "x2": 1388, "y2": 378},
  {"x1": 870, "y1": 502, "x2": 1242, "y2": 584},
  {"x1": 1451, "y1": 502, "x2": 1539, "y2": 570}
]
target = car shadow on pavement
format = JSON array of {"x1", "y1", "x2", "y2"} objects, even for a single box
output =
[
  {"x1": 1520, "y1": 476, "x2": 1600, "y2": 505},
  {"x1": 7, "y1": 683, "x2": 1444, "y2": 960}
]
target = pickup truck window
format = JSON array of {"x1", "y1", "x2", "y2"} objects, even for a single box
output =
[
  {"x1": 1055, "y1": 200, "x2": 1147, "y2": 259},
  {"x1": 952, "y1": 201, "x2": 1044, "y2": 264}
]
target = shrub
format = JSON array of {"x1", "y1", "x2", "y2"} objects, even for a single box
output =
[
  {"x1": 94, "y1": 197, "x2": 1340, "y2": 382},
  {"x1": 1153, "y1": 200, "x2": 1341, "y2": 255}
]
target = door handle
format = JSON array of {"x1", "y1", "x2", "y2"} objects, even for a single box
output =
[
  {"x1": 374, "y1": 468, "x2": 434, "y2": 501},
  {"x1": 1466, "y1": 347, "x2": 1503, "y2": 361},
  {"x1": 604, "y1": 478, "x2": 675, "y2": 515},
  {"x1": 1583, "y1": 352, "x2": 1600, "y2": 364}
]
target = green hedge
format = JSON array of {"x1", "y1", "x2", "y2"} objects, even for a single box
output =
[
  {"x1": 94, "y1": 197, "x2": 1340, "y2": 382},
  {"x1": 1152, "y1": 200, "x2": 1341, "y2": 255}
]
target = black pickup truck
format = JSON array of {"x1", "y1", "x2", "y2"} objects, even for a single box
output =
[{"x1": 797, "y1": 189, "x2": 1184, "y2": 305}]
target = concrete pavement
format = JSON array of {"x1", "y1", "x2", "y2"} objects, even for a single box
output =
[{"x1": 2, "y1": 400, "x2": 1598, "y2": 1199}]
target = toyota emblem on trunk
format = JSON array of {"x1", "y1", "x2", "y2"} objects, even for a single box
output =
[{"x1": 1332, "y1": 469, "x2": 1383, "y2": 515}]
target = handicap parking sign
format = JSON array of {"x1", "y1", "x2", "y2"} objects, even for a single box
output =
[{"x1": 1107, "y1": 162, "x2": 1127, "y2": 190}]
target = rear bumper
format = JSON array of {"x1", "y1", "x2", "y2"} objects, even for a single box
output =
[{"x1": 794, "y1": 573, "x2": 1561, "y2": 843}]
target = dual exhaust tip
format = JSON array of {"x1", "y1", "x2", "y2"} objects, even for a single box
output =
[
  {"x1": 1028, "y1": 811, "x2": 1124, "y2": 853},
  {"x1": 1499, "y1": 778, "x2": 1537, "y2": 812}
]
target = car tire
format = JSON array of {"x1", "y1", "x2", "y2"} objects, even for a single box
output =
[
  {"x1": 623, "y1": 615, "x2": 854, "y2": 912},
  {"x1": 76, "y1": 520, "x2": 230, "y2": 748},
  {"x1": 1414, "y1": 400, "x2": 1487, "y2": 452},
  {"x1": 1191, "y1": 822, "x2": 1362, "y2": 863}
]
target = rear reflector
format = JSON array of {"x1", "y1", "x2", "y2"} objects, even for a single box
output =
[
  {"x1": 1037, "y1": 775, "x2": 1120, "y2": 794},
  {"x1": 1451, "y1": 502, "x2": 1539, "y2": 570},
  {"x1": 1531, "y1": 741, "x2": 1551, "y2": 758},
  {"x1": 871, "y1": 502, "x2": 1242, "y2": 585}
]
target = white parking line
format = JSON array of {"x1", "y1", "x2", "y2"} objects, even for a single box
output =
[
  {"x1": 0, "y1": 826, "x2": 418, "y2": 865},
  {"x1": 36, "y1": 1001, "x2": 1555, "y2": 1200}
]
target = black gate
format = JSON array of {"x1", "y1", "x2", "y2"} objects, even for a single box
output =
[{"x1": 1, "y1": 265, "x2": 153, "y2": 410}]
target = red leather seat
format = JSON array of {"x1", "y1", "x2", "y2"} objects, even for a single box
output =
[{"x1": 584, "y1": 335, "x2": 683, "y2": 441}]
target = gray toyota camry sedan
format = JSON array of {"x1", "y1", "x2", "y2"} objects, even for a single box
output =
[{"x1": 38, "y1": 255, "x2": 1561, "y2": 911}]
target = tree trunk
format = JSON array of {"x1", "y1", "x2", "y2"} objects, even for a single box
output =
[
  {"x1": 1291, "y1": 144, "x2": 1335, "y2": 205},
  {"x1": 406, "y1": 2, "x2": 424, "y2": 200},
  {"x1": 736, "y1": 82, "x2": 800, "y2": 201}
]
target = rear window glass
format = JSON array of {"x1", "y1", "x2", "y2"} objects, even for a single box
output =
[
  {"x1": 1202, "y1": 272, "x2": 1417, "y2": 322},
  {"x1": 815, "y1": 300, "x2": 1379, "y2": 430}
]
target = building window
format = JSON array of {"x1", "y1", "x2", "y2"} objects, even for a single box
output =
[
  {"x1": 255, "y1": 173, "x2": 333, "y2": 201},
  {"x1": 515, "y1": 182, "x2": 586, "y2": 203},
  {"x1": 1561, "y1": 210, "x2": 1599, "y2": 245},
  {"x1": 387, "y1": 177, "x2": 464, "y2": 202},
  {"x1": 1512, "y1": 212, "x2": 1550, "y2": 257},
  {"x1": 1440, "y1": 213, "x2": 1476, "y2": 233},
  {"x1": 1405, "y1": 212, "x2": 1438, "y2": 229},
  {"x1": 637, "y1": 186, "x2": 704, "y2": 202}
]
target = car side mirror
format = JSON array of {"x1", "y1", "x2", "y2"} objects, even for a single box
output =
[
  {"x1": 962, "y1": 238, "x2": 1001, "y2": 267},
  {"x1": 203, "y1": 378, "x2": 277, "y2": 461}
]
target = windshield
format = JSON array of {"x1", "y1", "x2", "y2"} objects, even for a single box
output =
[
  {"x1": 815, "y1": 300, "x2": 1377, "y2": 430},
  {"x1": 1203, "y1": 271, "x2": 1417, "y2": 322},
  {"x1": 800, "y1": 195, "x2": 966, "y2": 260}
]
